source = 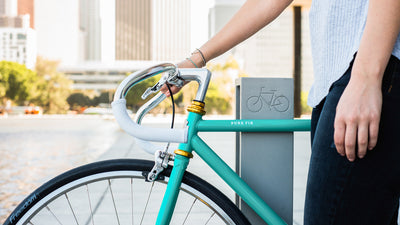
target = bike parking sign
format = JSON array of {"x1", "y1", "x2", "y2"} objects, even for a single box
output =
[
  {"x1": 246, "y1": 87, "x2": 290, "y2": 113},
  {"x1": 237, "y1": 77, "x2": 294, "y2": 119}
]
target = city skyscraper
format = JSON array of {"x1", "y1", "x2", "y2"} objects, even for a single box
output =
[
  {"x1": 115, "y1": 0, "x2": 151, "y2": 60},
  {"x1": 0, "y1": 0, "x2": 36, "y2": 68},
  {"x1": 80, "y1": 0, "x2": 115, "y2": 62},
  {"x1": 17, "y1": 0, "x2": 34, "y2": 28},
  {"x1": 0, "y1": 0, "x2": 17, "y2": 16},
  {"x1": 0, "y1": 0, "x2": 29, "y2": 28},
  {"x1": 34, "y1": 0, "x2": 81, "y2": 65},
  {"x1": 152, "y1": 0, "x2": 190, "y2": 61},
  {"x1": 115, "y1": 0, "x2": 191, "y2": 61}
]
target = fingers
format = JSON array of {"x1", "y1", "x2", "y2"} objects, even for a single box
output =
[
  {"x1": 356, "y1": 122, "x2": 369, "y2": 159},
  {"x1": 160, "y1": 84, "x2": 183, "y2": 97},
  {"x1": 368, "y1": 117, "x2": 380, "y2": 150},
  {"x1": 160, "y1": 85, "x2": 168, "y2": 95},
  {"x1": 334, "y1": 120, "x2": 346, "y2": 156},
  {"x1": 344, "y1": 123, "x2": 357, "y2": 162},
  {"x1": 334, "y1": 118, "x2": 379, "y2": 162}
]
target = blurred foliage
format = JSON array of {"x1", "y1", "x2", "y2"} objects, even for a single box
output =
[
  {"x1": 67, "y1": 91, "x2": 114, "y2": 111},
  {"x1": 94, "y1": 91, "x2": 113, "y2": 105},
  {"x1": 125, "y1": 75, "x2": 160, "y2": 110},
  {"x1": 0, "y1": 61, "x2": 37, "y2": 105},
  {"x1": 0, "y1": 58, "x2": 72, "y2": 114},
  {"x1": 122, "y1": 74, "x2": 186, "y2": 114},
  {"x1": 204, "y1": 80, "x2": 232, "y2": 114},
  {"x1": 0, "y1": 56, "x2": 242, "y2": 115},
  {"x1": 301, "y1": 91, "x2": 312, "y2": 115},
  {"x1": 67, "y1": 92, "x2": 92, "y2": 109},
  {"x1": 32, "y1": 57, "x2": 72, "y2": 114}
]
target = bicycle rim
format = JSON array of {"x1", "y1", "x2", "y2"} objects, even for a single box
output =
[{"x1": 5, "y1": 159, "x2": 249, "y2": 225}]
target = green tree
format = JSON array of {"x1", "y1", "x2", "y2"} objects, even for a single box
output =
[
  {"x1": 67, "y1": 93, "x2": 91, "y2": 110},
  {"x1": 32, "y1": 57, "x2": 72, "y2": 114},
  {"x1": 125, "y1": 75, "x2": 160, "y2": 110},
  {"x1": 0, "y1": 61, "x2": 37, "y2": 105},
  {"x1": 93, "y1": 91, "x2": 113, "y2": 106},
  {"x1": 204, "y1": 81, "x2": 232, "y2": 114}
]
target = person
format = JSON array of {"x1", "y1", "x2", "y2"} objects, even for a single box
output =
[{"x1": 162, "y1": 0, "x2": 400, "y2": 224}]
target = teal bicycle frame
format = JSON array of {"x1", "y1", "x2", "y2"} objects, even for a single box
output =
[
  {"x1": 112, "y1": 65, "x2": 311, "y2": 225},
  {"x1": 156, "y1": 111, "x2": 311, "y2": 225}
]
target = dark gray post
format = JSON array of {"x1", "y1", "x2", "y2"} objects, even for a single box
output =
[
  {"x1": 235, "y1": 77, "x2": 294, "y2": 224},
  {"x1": 293, "y1": 6, "x2": 302, "y2": 118}
]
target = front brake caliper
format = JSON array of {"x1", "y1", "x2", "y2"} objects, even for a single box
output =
[{"x1": 147, "y1": 150, "x2": 174, "y2": 182}]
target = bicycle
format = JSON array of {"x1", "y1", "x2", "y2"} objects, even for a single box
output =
[
  {"x1": 4, "y1": 63, "x2": 310, "y2": 225},
  {"x1": 246, "y1": 87, "x2": 290, "y2": 113}
]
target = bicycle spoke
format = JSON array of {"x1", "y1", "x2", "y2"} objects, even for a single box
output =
[
  {"x1": 182, "y1": 198, "x2": 197, "y2": 225},
  {"x1": 108, "y1": 179, "x2": 121, "y2": 225},
  {"x1": 139, "y1": 182, "x2": 155, "y2": 225},
  {"x1": 86, "y1": 185, "x2": 95, "y2": 225},
  {"x1": 65, "y1": 193, "x2": 79, "y2": 225},
  {"x1": 131, "y1": 178, "x2": 134, "y2": 225},
  {"x1": 204, "y1": 212, "x2": 216, "y2": 225},
  {"x1": 84, "y1": 181, "x2": 111, "y2": 225},
  {"x1": 45, "y1": 206, "x2": 63, "y2": 225}
]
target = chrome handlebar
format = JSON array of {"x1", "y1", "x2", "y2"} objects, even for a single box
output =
[{"x1": 112, "y1": 63, "x2": 211, "y2": 143}]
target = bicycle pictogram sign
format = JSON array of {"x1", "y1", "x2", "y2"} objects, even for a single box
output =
[{"x1": 246, "y1": 87, "x2": 290, "y2": 113}]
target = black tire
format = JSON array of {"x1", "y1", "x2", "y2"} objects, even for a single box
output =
[{"x1": 4, "y1": 159, "x2": 250, "y2": 225}]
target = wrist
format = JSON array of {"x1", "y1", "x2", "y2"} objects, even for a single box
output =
[
  {"x1": 191, "y1": 48, "x2": 207, "y2": 67},
  {"x1": 189, "y1": 54, "x2": 205, "y2": 68},
  {"x1": 351, "y1": 55, "x2": 387, "y2": 84}
]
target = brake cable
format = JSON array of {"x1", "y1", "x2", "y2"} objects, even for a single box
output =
[{"x1": 165, "y1": 84, "x2": 175, "y2": 129}]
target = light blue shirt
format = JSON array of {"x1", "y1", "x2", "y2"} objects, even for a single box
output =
[{"x1": 307, "y1": 0, "x2": 400, "y2": 107}]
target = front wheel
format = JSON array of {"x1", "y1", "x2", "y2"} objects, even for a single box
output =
[{"x1": 5, "y1": 159, "x2": 250, "y2": 225}]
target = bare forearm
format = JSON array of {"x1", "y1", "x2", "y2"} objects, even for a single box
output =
[
  {"x1": 353, "y1": 0, "x2": 400, "y2": 80},
  {"x1": 335, "y1": 0, "x2": 400, "y2": 161},
  {"x1": 194, "y1": 0, "x2": 292, "y2": 65}
]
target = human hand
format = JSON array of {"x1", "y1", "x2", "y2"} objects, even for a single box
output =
[
  {"x1": 334, "y1": 68, "x2": 382, "y2": 162},
  {"x1": 160, "y1": 58, "x2": 198, "y2": 97}
]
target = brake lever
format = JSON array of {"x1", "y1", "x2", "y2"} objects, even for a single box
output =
[
  {"x1": 141, "y1": 75, "x2": 168, "y2": 99},
  {"x1": 141, "y1": 70, "x2": 184, "y2": 100}
]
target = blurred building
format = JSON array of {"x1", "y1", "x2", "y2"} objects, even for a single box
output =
[
  {"x1": 115, "y1": 0, "x2": 191, "y2": 62},
  {"x1": 80, "y1": 0, "x2": 115, "y2": 62},
  {"x1": 151, "y1": 0, "x2": 190, "y2": 61},
  {"x1": 60, "y1": 0, "x2": 192, "y2": 92},
  {"x1": 0, "y1": 0, "x2": 17, "y2": 16},
  {"x1": 17, "y1": 0, "x2": 34, "y2": 28},
  {"x1": 34, "y1": 0, "x2": 81, "y2": 65},
  {"x1": 59, "y1": 60, "x2": 161, "y2": 91},
  {"x1": 0, "y1": 14, "x2": 29, "y2": 28},
  {"x1": 0, "y1": 28, "x2": 36, "y2": 68},
  {"x1": 115, "y1": 0, "x2": 151, "y2": 60},
  {"x1": 209, "y1": 0, "x2": 313, "y2": 91},
  {"x1": 0, "y1": 0, "x2": 36, "y2": 68}
]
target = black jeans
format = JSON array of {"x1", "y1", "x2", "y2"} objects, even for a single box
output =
[{"x1": 304, "y1": 55, "x2": 400, "y2": 225}]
